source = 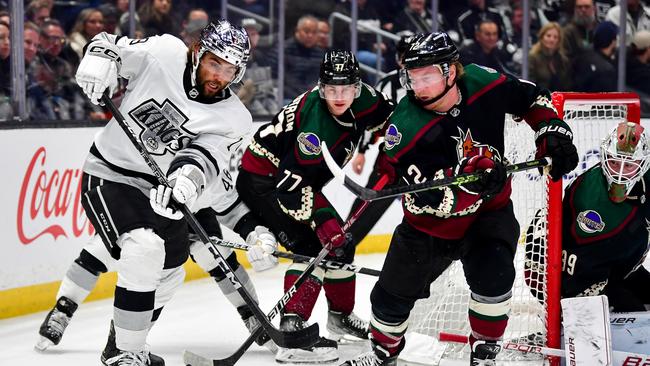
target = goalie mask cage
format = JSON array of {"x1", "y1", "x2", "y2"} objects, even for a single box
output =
[{"x1": 399, "y1": 92, "x2": 641, "y2": 366}]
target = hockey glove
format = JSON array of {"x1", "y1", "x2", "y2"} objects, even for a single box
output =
[
  {"x1": 456, "y1": 155, "x2": 507, "y2": 198},
  {"x1": 149, "y1": 185, "x2": 183, "y2": 219},
  {"x1": 75, "y1": 33, "x2": 120, "y2": 105},
  {"x1": 245, "y1": 226, "x2": 279, "y2": 272},
  {"x1": 167, "y1": 164, "x2": 205, "y2": 208},
  {"x1": 534, "y1": 119, "x2": 579, "y2": 181},
  {"x1": 315, "y1": 218, "x2": 347, "y2": 256}
]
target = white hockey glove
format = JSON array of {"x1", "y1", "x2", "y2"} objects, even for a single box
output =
[
  {"x1": 168, "y1": 165, "x2": 205, "y2": 209},
  {"x1": 245, "y1": 226, "x2": 279, "y2": 272},
  {"x1": 75, "y1": 34, "x2": 121, "y2": 105},
  {"x1": 149, "y1": 185, "x2": 183, "y2": 220}
]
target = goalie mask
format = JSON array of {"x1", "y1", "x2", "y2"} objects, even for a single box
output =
[
  {"x1": 600, "y1": 121, "x2": 650, "y2": 202},
  {"x1": 318, "y1": 50, "x2": 362, "y2": 100},
  {"x1": 191, "y1": 20, "x2": 250, "y2": 89},
  {"x1": 399, "y1": 32, "x2": 459, "y2": 106}
]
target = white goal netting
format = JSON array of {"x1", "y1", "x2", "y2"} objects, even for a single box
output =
[{"x1": 399, "y1": 93, "x2": 639, "y2": 366}]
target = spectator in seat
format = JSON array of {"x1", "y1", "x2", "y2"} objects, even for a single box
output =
[
  {"x1": 69, "y1": 8, "x2": 104, "y2": 59},
  {"x1": 460, "y1": 19, "x2": 515, "y2": 75},
  {"x1": 332, "y1": 0, "x2": 386, "y2": 72},
  {"x1": 283, "y1": 15, "x2": 325, "y2": 100},
  {"x1": 606, "y1": 0, "x2": 650, "y2": 46},
  {"x1": 26, "y1": 0, "x2": 51, "y2": 27},
  {"x1": 394, "y1": 0, "x2": 451, "y2": 39},
  {"x1": 180, "y1": 8, "x2": 209, "y2": 45},
  {"x1": 35, "y1": 19, "x2": 100, "y2": 120},
  {"x1": 0, "y1": 10, "x2": 9, "y2": 25},
  {"x1": 0, "y1": 20, "x2": 11, "y2": 120},
  {"x1": 528, "y1": 22, "x2": 572, "y2": 91},
  {"x1": 574, "y1": 20, "x2": 618, "y2": 92},
  {"x1": 236, "y1": 17, "x2": 279, "y2": 116},
  {"x1": 457, "y1": 0, "x2": 510, "y2": 45},
  {"x1": 626, "y1": 30, "x2": 650, "y2": 95},
  {"x1": 98, "y1": 3, "x2": 120, "y2": 34},
  {"x1": 562, "y1": 0, "x2": 598, "y2": 63},
  {"x1": 317, "y1": 19, "x2": 331, "y2": 50},
  {"x1": 138, "y1": 0, "x2": 178, "y2": 37}
]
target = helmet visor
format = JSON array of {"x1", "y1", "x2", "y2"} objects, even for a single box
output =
[
  {"x1": 400, "y1": 65, "x2": 446, "y2": 91},
  {"x1": 318, "y1": 82, "x2": 361, "y2": 100},
  {"x1": 200, "y1": 57, "x2": 239, "y2": 81}
]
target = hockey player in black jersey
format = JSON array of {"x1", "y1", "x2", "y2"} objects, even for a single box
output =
[
  {"x1": 237, "y1": 50, "x2": 394, "y2": 363},
  {"x1": 340, "y1": 32, "x2": 579, "y2": 366},
  {"x1": 36, "y1": 20, "x2": 281, "y2": 366},
  {"x1": 526, "y1": 121, "x2": 650, "y2": 312}
]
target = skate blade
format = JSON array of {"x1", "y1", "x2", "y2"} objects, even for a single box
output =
[
  {"x1": 326, "y1": 333, "x2": 368, "y2": 345},
  {"x1": 34, "y1": 337, "x2": 54, "y2": 352}
]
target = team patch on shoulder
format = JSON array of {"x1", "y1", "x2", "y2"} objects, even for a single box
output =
[
  {"x1": 577, "y1": 210, "x2": 605, "y2": 234},
  {"x1": 297, "y1": 132, "x2": 322, "y2": 155},
  {"x1": 384, "y1": 124, "x2": 402, "y2": 150}
]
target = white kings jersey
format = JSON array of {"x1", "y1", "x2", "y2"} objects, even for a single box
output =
[{"x1": 82, "y1": 33, "x2": 251, "y2": 214}]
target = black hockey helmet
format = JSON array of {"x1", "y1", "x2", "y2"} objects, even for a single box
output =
[
  {"x1": 395, "y1": 31, "x2": 415, "y2": 63},
  {"x1": 319, "y1": 50, "x2": 361, "y2": 85},
  {"x1": 402, "y1": 32, "x2": 459, "y2": 73}
]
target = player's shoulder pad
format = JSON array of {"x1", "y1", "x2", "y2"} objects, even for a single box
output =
[
  {"x1": 461, "y1": 63, "x2": 505, "y2": 98},
  {"x1": 382, "y1": 97, "x2": 423, "y2": 157}
]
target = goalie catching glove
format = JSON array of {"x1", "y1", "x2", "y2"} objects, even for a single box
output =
[
  {"x1": 534, "y1": 119, "x2": 579, "y2": 181},
  {"x1": 75, "y1": 32, "x2": 121, "y2": 105},
  {"x1": 456, "y1": 155, "x2": 507, "y2": 198},
  {"x1": 245, "y1": 226, "x2": 279, "y2": 272}
]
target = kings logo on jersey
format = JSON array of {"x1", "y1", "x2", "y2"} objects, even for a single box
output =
[
  {"x1": 128, "y1": 98, "x2": 195, "y2": 155},
  {"x1": 452, "y1": 127, "x2": 502, "y2": 162}
]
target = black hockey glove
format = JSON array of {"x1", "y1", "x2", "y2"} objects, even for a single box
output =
[
  {"x1": 456, "y1": 155, "x2": 507, "y2": 198},
  {"x1": 534, "y1": 119, "x2": 579, "y2": 181}
]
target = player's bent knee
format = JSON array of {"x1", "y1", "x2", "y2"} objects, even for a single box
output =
[
  {"x1": 370, "y1": 283, "x2": 415, "y2": 324},
  {"x1": 116, "y1": 228, "x2": 165, "y2": 291},
  {"x1": 189, "y1": 238, "x2": 234, "y2": 273},
  {"x1": 77, "y1": 235, "x2": 112, "y2": 274}
]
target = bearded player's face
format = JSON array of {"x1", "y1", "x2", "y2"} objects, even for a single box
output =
[{"x1": 197, "y1": 52, "x2": 237, "y2": 97}]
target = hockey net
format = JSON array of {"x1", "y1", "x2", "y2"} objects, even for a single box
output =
[{"x1": 399, "y1": 92, "x2": 641, "y2": 366}]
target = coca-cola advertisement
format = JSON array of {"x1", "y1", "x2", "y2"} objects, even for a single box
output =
[{"x1": 0, "y1": 128, "x2": 98, "y2": 290}]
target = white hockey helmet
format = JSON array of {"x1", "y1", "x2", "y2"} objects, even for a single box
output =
[
  {"x1": 600, "y1": 121, "x2": 650, "y2": 202},
  {"x1": 192, "y1": 20, "x2": 251, "y2": 87}
]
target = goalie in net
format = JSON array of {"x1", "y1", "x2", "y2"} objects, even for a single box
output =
[
  {"x1": 526, "y1": 121, "x2": 650, "y2": 313},
  {"x1": 340, "y1": 32, "x2": 579, "y2": 366}
]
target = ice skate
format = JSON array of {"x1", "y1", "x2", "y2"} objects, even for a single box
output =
[
  {"x1": 327, "y1": 310, "x2": 369, "y2": 343},
  {"x1": 275, "y1": 314, "x2": 338, "y2": 364},
  {"x1": 35, "y1": 296, "x2": 78, "y2": 351},
  {"x1": 470, "y1": 340, "x2": 501, "y2": 366},
  {"x1": 101, "y1": 321, "x2": 164, "y2": 366},
  {"x1": 339, "y1": 341, "x2": 397, "y2": 366}
]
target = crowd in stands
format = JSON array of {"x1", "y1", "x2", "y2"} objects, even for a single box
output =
[{"x1": 1, "y1": 0, "x2": 650, "y2": 121}]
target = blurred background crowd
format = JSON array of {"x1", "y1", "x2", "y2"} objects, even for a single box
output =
[{"x1": 1, "y1": 0, "x2": 650, "y2": 122}]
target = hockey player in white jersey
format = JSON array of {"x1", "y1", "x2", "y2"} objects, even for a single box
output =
[{"x1": 34, "y1": 20, "x2": 279, "y2": 366}]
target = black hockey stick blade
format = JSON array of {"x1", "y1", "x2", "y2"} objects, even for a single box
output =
[
  {"x1": 100, "y1": 94, "x2": 317, "y2": 350},
  {"x1": 321, "y1": 141, "x2": 551, "y2": 201},
  {"x1": 183, "y1": 246, "x2": 331, "y2": 366}
]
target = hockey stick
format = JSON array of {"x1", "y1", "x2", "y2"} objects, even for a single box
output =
[
  {"x1": 205, "y1": 236, "x2": 381, "y2": 277},
  {"x1": 183, "y1": 174, "x2": 387, "y2": 366},
  {"x1": 321, "y1": 141, "x2": 551, "y2": 201},
  {"x1": 439, "y1": 332, "x2": 565, "y2": 358},
  {"x1": 439, "y1": 332, "x2": 650, "y2": 364},
  {"x1": 100, "y1": 94, "x2": 318, "y2": 349}
]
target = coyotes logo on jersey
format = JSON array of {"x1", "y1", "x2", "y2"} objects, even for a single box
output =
[
  {"x1": 452, "y1": 127, "x2": 502, "y2": 162},
  {"x1": 128, "y1": 98, "x2": 195, "y2": 155}
]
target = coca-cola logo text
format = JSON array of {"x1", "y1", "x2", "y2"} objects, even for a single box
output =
[{"x1": 17, "y1": 147, "x2": 94, "y2": 244}]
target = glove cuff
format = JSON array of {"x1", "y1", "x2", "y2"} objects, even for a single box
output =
[
  {"x1": 534, "y1": 119, "x2": 573, "y2": 142},
  {"x1": 85, "y1": 32, "x2": 122, "y2": 71}
]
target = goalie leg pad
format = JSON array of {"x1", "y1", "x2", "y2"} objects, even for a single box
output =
[
  {"x1": 284, "y1": 262, "x2": 325, "y2": 320},
  {"x1": 323, "y1": 269, "x2": 356, "y2": 314}
]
